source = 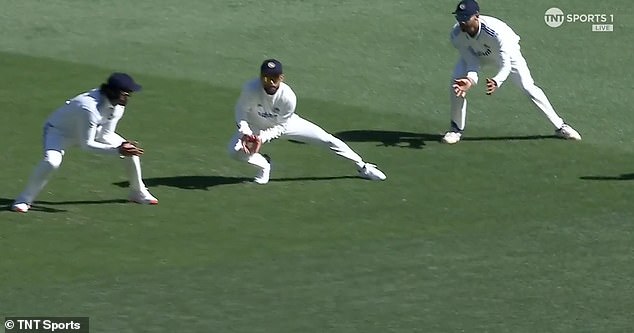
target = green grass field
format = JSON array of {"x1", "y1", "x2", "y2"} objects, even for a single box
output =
[{"x1": 1, "y1": 1, "x2": 632, "y2": 332}]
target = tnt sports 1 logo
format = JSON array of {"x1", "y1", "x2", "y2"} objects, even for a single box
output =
[
  {"x1": 544, "y1": 7, "x2": 614, "y2": 31},
  {"x1": 544, "y1": 7, "x2": 565, "y2": 27}
]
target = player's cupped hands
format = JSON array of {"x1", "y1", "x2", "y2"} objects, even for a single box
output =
[
  {"x1": 453, "y1": 78, "x2": 473, "y2": 98},
  {"x1": 241, "y1": 134, "x2": 262, "y2": 154},
  {"x1": 485, "y1": 78, "x2": 498, "y2": 95},
  {"x1": 118, "y1": 141, "x2": 144, "y2": 156}
]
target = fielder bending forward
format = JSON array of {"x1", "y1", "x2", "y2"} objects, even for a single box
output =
[
  {"x1": 228, "y1": 59, "x2": 387, "y2": 184},
  {"x1": 12, "y1": 73, "x2": 158, "y2": 213},
  {"x1": 443, "y1": 0, "x2": 582, "y2": 144}
]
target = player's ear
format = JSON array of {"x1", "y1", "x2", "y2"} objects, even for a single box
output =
[{"x1": 279, "y1": 74, "x2": 285, "y2": 82}]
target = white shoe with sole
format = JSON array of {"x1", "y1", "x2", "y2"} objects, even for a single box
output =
[
  {"x1": 11, "y1": 202, "x2": 30, "y2": 213},
  {"x1": 129, "y1": 189, "x2": 158, "y2": 205},
  {"x1": 442, "y1": 131, "x2": 462, "y2": 144},
  {"x1": 555, "y1": 124, "x2": 582, "y2": 140},
  {"x1": 358, "y1": 163, "x2": 387, "y2": 181}
]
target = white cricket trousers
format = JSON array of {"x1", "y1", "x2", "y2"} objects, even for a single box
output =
[
  {"x1": 228, "y1": 114, "x2": 365, "y2": 171},
  {"x1": 449, "y1": 50, "x2": 565, "y2": 131},
  {"x1": 14, "y1": 123, "x2": 147, "y2": 204}
]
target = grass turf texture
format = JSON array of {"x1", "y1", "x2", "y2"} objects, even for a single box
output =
[{"x1": 1, "y1": 0, "x2": 632, "y2": 332}]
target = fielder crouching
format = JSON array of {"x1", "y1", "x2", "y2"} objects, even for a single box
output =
[
  {"x1": 228, "y1": 59, "x2": 387, "y2": 184},
  {"x1": 443, "y1": 0, "x2": 582, "y2": 144},
  {"x1": 11, "y1": 72, "x2": 158, "y2": 213}
]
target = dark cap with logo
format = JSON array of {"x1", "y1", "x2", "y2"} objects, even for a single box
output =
[
  {"x1": 260, "y1": 59, "x2": 283, "y2": 77},
  {"x1": 106, "y1": 72, "x2": 142, "y2": 92},
  {"x1": 453, "y1": 0, "x2": 480, "y2": 22}
]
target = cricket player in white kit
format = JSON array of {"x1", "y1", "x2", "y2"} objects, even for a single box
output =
[
  {"x1": 11, "y1": 73, "x2": 158, "y2": 213},
  {"x1": 443, "y1": 0, "x2": 582, "y2": 144},
  {"x1": 228, "y1": 59, "x2": 387, "y2": 184}
]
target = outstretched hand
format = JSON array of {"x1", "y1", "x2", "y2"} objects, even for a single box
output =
[
  {"x1": 118, "y1": 141, "x2": 144, "y2": 156},
  {"x1": 485, "y1": 78, "x2": 498, "y2": 95},
  {"x1": 453, "y1": 78, "x2": 473, "y2": 98}
]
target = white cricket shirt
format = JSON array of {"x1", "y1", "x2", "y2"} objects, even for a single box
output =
[
  {"x1": 234, "y1": 78, "x2": 297, "y2": 143},
  {"x1": 46, "y1": 89, "x2": 124, "y2": 155},
  {"x1": 450, "y1": 15, "x2": 521, "y2": 87}
]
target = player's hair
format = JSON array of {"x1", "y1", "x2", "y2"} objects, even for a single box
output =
[{"x1": 100, "y1": 83, "x2": 120, "y2": 101}]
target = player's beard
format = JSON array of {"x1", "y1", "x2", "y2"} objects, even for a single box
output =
[
  {"x1": 117, "y1": 97, "x2": 129, "y2": 106},
  {"x1": 459, "y1": 23, "x2": 470, "y2": 33},
  {"x1": 263, "y1": 86, "x2": 278, "y2": 95}
]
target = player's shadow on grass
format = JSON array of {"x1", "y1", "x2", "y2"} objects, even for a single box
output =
[
  {"x1": 463, "y1": 135, "x2": 556, "y2": 141},
  {"x1": 113, "y1": 176, "x2": 250, "y2": 191},
  {"x1": 334, "y1": 130, "x2": 556, "y2": 148},
  {"x1": 0, "y1": 198, "x2": 12, "y2": 207},
  {"x1": 333, "y1": 130, "x2": 438, "y2": 149},
  {"x1": 273, "y1": 176, "x2": 359, "y2": 182},
  {"x1": 114, "y1": 175, "x2": 361, "y2": 190},
  {"x1": 36, "y1": 199, "x2": 129, "y2": 205},
  {"x1": 580, "y1": 173, "x2": 634, "y2": 181},
  {"x1": 2, "y1": 197, "x2": 133, "y2": 213}
]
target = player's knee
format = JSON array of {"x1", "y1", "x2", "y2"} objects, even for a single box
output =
[{"x1": 44, "y1": 151, "x2": 63, "y2": 169}]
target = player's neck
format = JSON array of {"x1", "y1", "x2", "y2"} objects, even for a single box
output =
[{"x1": 468, "y1": 23, "x2": 480, "y2": 38}]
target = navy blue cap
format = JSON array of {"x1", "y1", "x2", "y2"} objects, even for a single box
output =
[
  {"x1": 260, "y1": 59, "x2": 283, "y2": 76},
  {"x1": 453, "y1": 0, "x2": 480, "y2": 22},
  {"x1": 107, "y1": 72, "x2": 142, "y2": 92}
]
